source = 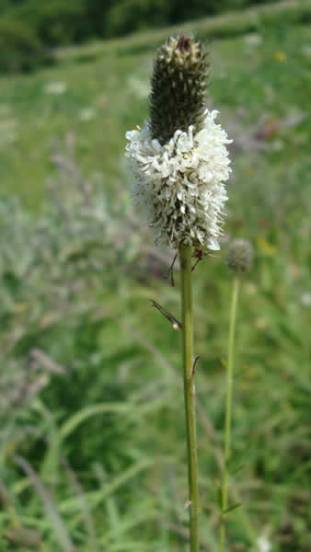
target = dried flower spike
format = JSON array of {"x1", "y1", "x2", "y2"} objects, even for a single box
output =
[
  {"x1": 126, "y1": 34, "x2": 232, "y2": 254},
  {"x1": 226, "y1": 239, "x2": 253, "y2": 273}
]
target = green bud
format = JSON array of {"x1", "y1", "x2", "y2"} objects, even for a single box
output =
[
  {"x1": 226, "y1": 239, "x2": 253, "y2": 273},
  {"x1": 150, "y1": 35, "x2": 209, "y2": 145}
]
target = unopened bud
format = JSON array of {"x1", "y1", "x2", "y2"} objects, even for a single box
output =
[
  {"x1": 227, "y1": 239, "x2": 253, "y2": 273},
  {"x1": 150, "y1": 35, "x2": 209, "y2": 145}
]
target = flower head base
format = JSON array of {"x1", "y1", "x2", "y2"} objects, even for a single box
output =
[{"x1": 126, "y1": 109, "x2": 231, "y2": 252}]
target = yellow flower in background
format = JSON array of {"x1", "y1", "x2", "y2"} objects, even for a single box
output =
[
  {"x1": 273, "y1": 50, "x2": 287, "y2": 63},
  {"x1": 257, "y1": 237, "x2": 277, "y2": 256}
]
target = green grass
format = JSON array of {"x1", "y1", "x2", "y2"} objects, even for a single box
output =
[{"x1": 0, "y1": 9, "x2": 310, "y2": 552}]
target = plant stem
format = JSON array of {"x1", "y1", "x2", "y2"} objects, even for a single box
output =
[
  {"x1": 179, "y1": 243, "x2": 200, "y2": 552},
  {"x1": 220, "y1": 276, "x2": 240, "y2": 552}
]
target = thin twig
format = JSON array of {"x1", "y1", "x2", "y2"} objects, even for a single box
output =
[
  {"x1": 169, "y1": 252, "x2": 177, "y2": 286},
  {"x1": 150, "y1": 299, "x2": 182, "y2": 330},
  {"x1": 219, "y1": 276, "x2": 240, "y2": 551},
  {"x1": 13, "y1": 455, "x2": 76, "y2": 552}
]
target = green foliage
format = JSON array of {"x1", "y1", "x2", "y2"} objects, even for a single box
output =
[
  {"x1": 168, "y1": 0, "x2": 249, "y2": 21},
  {"x1": 105, "y1": 0, "x2": 170, "y2": 37},
  {"x1": 10, "y1": 0, "x2": 88, "y2": 46},
  {"x1": 0, "y1": 0, "x2": 311, "y2": 74},
  {"x1": 0, "y1": 17, "x2": 45, "y2": 72}
]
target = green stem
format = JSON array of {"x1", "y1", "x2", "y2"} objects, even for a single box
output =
[
  {"x1": 179, "y1": 243, "x2": 200, "y2": 552},
  {"x1": 220, "y1": 276, "x2": 240, "y2": 552}
]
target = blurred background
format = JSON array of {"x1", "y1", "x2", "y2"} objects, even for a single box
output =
[{"x1": 0, "y1": 0, "x2": 310, "y2": 550}]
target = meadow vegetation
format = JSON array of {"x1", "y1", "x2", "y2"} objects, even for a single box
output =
[
  {"x1": 0, "y1": 0, "x2": 289, "y2": 68},
  {"x1": 0, "y1": 8, "x2": 310, "y2": 551}
]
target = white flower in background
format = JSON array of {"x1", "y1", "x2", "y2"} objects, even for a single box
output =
[
  {"x1": 44, "y1": 81, "x2": 67, "y2": 95},
  {"x1": 300, "y1": 291, "x2": 311, "y2": 307},
  {"x1": 126, "y1": 109, "x2": 231, "y2": 251},
  {"x1": 244, "y1": 33, "x2": 263, "y2": 47},
  {"x1": 0, "y1": 118, "x2": 18, "y2": 147},
  {"x1": 128, "y1": 76, "x2": 149, "y2": 99},
  {"x1": 79, "y1": 107, "x2": 96, "y2": 122},
  {"x1": 256, "y1": 535, "x2": 272, "y2": 552}
]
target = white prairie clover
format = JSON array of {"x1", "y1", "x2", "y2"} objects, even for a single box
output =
[
  {"x1": 125, "y1": 35, "x2": 232, "y2": 551},
  {"x1": 126, "y1": 35, "x2": 232, "y2": 254}
]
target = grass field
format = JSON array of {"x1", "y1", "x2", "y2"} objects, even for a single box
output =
[{"x1": 0, "y1": 7, "x2": 310, "y2": 551}]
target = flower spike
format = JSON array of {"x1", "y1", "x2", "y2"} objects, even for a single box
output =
[{"x1": 126, "y1": 35, "x2": 232, "y2": 254}]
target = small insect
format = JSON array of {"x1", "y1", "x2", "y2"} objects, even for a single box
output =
[{"x1": 192, "y1": 248, "x2": 204, "y2": 271}]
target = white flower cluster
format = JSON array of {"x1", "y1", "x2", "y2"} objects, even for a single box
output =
[{"x1": 125, "y1": 110, "x2": 232, "y2": 251}]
